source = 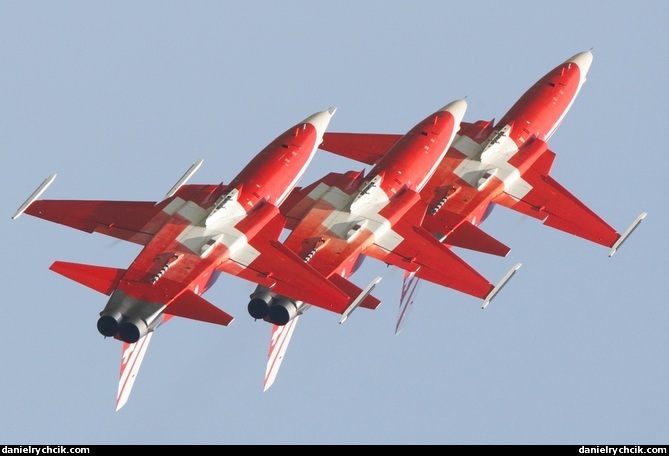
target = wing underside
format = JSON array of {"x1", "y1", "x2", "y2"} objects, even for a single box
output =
[
  {"x1": 25, "y1": 199, "x2": 162, "y2": 245},
  {"x1": 281, "y1": 171, "x2": 365, "y2": 229},
  {"x1": 218, "y1": 203, "x2": 356, "y2": 314},
  {"x1": 494, "y1": 149, "x2": 620, "y2": 248},
  {"x1": 365, "y1": 190, "x2": 495, "y2": 300},
  {"x1": 22, "y1": 184, "x2": 218, "y2": 246},
  {"x1": 422, "y1": 209, "x2": 510, "y2": 257}
]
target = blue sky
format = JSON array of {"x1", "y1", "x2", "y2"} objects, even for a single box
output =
[{"x1": 1, "y1": 1, "x2": 666, "y2": 445}]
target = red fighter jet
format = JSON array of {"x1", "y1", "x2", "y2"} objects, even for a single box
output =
[
  {"x1": 320, "y1": 50, "x2": 647, "y2": 333},
  {"x1": 12, "y1": 107, "x2": 380, "y2": 410},
  {"x1": 255, "y1": 99, "x2": 520, "y2": 391}
]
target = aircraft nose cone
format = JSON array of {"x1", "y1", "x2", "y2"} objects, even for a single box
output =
[
  {"x1": 441, "y1": 98, "x2": 468, "y2": 125},
  {"x1": 303, "y1": 107, "x2": 337, "y2": 144},
  {"x1": 568, "y1": 50, "x2": 593, "y2": 79},
  {"x1": 304, "y1": 108, "x2": 336, "y2": 132}
]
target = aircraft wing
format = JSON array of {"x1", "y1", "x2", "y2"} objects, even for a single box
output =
[
  {"x1": 219, "y1": 202, "x2": 356, "y2": 314},
  {"x1": 422, "y1": 208, "x2": 511, "y2": 257},
  {"x1": 17, "y1": 183, "x2": 219, "y2": 246},
  {"x1": 319, "y1": 122, "x2": 492, "y2": 167},
  {"x1": 23, "y1": 199, "x2": 162, "y2": 245},
  {"x1": 378, "y1": 227, "x2": 495, "y2": 300},
  {"x1": 320, "y1": 132, "x2": 402, "y2": 165},
  {"x1": 49, "y1": 261, "x2": 125, "y2": 295},
  {"x1": 281, "y1": 170, "x2": 365, "y2": 229},
  {"x1": 494, "y1": 148, "x2": 622, "y2": 249},
  {"x1": 364, "y1": 189, "x2": 496, "y2": 300}
]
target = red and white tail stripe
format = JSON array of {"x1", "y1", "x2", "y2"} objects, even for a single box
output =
[
  {"x1": 395, "y1": 270, "x2": 420, "y2": 335},
  {"x1": 263, "y1": 316, "x2": 299, "y2": 391},
  {"x1": 116, "y1": 332, "x2": 153, "y2": 411}
]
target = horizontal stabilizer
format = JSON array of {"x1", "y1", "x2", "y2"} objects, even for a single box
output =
[
  {"x1": 320, "y1": 132, "x2": 403, "y2": 165},
  {"x1": 50, "y1": 261, "x2": 125, "y2": 295},
  {"x1": 166, "y1": 290, "x2": 234, "y2": 326}
]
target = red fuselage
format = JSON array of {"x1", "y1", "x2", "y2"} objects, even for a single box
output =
[
  {"x1": 421, "y1": 52, "x2": 589, "y2": 228},
  {"x1": 117, "y1": 120, "x2": 323, "y2": 306}
]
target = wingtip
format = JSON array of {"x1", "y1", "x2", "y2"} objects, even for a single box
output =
[
  {"x1": 482, "y1": 262, "x2": 522, "y2": 309},
  {"x1": 164, "y1": 160, "x2": 203, "y2": 200},
  {"x1": 608, "y1": 211, "x2": 647, "y2": 257},
  {"x1": 12, "y1": 173, "x2": 57, "y2": 220}
]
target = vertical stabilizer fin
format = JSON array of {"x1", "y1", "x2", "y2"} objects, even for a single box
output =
[
  {"x1": 396, "y1": 270, "x2": 420, "y2": 335},
  {"x1": 116, "y1": 333, "x2": 153, "y2": 411},
  {"x1": 263, "y1": 317, "x2": 299, "y2": 392}
]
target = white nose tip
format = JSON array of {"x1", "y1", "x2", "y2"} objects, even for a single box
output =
[
  {"x1": 567, "y1": 50, "x2": 593, "y2": 77},
  {"x1": 303, "y1": 108, "x2": 336, "y2": 136},
  {"x1": 440, "y1": 98, "x2": 467, "y2": 125}
]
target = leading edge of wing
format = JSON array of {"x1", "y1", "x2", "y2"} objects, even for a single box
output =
[
  {"x1": 224, "y1": 204, "x2": 354, "y2": 314},
  {"x1": 496, "y1": 149, "x2": 622, "y2": 249},
  {"x1": 281, "y1": 171, "x2": 366, "y2": 230},
  {"x1": 319, "y1": 122, "x2": 490, "y2": 167},
  {"x1": 23, "y1": 199, "x2": 160, "y2": 245},
  {"x1": 366, "y1": 191, "x2": 496, "y2": 301},
  {"x1": 18, "y1": 183, "x2": 217, "y2": 246}
]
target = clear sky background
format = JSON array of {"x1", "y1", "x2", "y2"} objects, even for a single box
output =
[{"x1": 1, "y1": 1, "x2": 666, "y2": 445}]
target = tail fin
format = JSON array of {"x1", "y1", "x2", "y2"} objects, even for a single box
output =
[
  {"x1": 264, "y1": 316, "x2": 300, "y2": 392},
  {"x1": 116, "y1": 331, "x2": 154, "y2": 411},
  {"x1": 396, "y1": 270, "x2": 420, "y2": 335}
]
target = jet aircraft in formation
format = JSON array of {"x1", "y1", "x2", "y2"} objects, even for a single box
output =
[{"x1": 13, "y1": 50, "x2": 645, "y2": 409}]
